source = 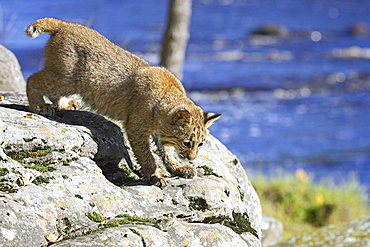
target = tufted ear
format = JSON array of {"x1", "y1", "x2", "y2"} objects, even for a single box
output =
[
  {"x1": 172, "y1": 109, "x2": 191, "y2": 125},
  {"x1": 204, "y1": 112, "x2": 221, "y2": 128}
]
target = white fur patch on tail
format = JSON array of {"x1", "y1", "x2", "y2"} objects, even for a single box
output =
[{"x1": 25, "y1": 25, "x2": 39, "y2": 38}]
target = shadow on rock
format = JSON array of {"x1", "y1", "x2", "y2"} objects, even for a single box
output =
[{"x1": 1, "y1": 103, "x2": 139, "y2": 186}]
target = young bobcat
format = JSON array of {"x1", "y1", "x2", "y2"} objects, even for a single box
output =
[{"x1": 25, "y1": 18, "x2": 220, "y2": 188}]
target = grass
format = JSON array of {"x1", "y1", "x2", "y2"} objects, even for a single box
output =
[{"x1": 251, "y1": 169, "x2": 370, "y2": 240}]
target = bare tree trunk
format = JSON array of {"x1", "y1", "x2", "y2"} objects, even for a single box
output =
[{"x1": 160, "y1": 0, "x2": 192, "y2": 80}]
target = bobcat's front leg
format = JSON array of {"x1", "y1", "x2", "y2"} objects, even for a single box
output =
[
  {"x1": 126, "y1": 129, "x2": 166, "y2": 188},
  {"x1": 155, "y1": 139, "x2": 196, "y2": 179}
]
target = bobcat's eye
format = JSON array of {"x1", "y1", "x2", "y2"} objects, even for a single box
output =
[
  {"x1": 198, "y1": 143, "x2": 204, "y2": 148},
  {"x1": 183, "y1": 140, "x2": 191, "y2": 148}
]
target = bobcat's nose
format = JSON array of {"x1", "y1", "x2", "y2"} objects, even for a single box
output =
[
  {"x1": 187, "y1": 151, "x2": 197, "y2": 161},
  {"x1": 180, "y1": 150, "x2": 197, "y2": 161}
]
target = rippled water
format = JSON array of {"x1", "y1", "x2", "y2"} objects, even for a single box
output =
[
  {"x1": 192, "y1": 90, "x2": 370, "y2": 186},
  {"x1": 2, "y1": 0, "x2": 370, "y2": 187}
]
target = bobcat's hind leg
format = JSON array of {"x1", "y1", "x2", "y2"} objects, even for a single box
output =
[
  {"x1": 27, "y1": 70, "x2": 77, "y2": 116},
  {"x1": 27, "y1": 71, "x2": 54, "y2": 116}
]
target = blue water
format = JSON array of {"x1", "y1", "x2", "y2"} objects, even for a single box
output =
[
  {"x1": 193, "y1": 90, "x2": 370, "y2": 187},
  {"x1": 1, "y1": 0, "x2": 370, "y2": 189}
]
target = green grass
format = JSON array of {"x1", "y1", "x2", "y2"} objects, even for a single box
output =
[{"x1": 251, "y1": 169, "x2": 370, "y2": 240}]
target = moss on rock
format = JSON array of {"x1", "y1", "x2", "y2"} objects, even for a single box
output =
[
  {"x1": 86, "y1": 212, "x2": 105, "y2": 222},
  {"x1": 203, "y1": 211, "x2": 258, "y2": 238},
  {"x1": 32, "y1": 175, "x2": 54, "y2": 185}
]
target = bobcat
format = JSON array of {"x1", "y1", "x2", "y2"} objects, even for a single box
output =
[{"x1": 25, "y1": 18, "x2": 220, "y2": 188}]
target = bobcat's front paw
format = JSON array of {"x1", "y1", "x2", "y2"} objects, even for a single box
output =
[
  {"x1": 32, "y1": 103, "x2": 55, "y2": 116},
  {"x1": 174, "y1": 164, "x2": 196, "y2": 179},
  {"x1": 148, "y1": 175, "x2": 167, "y2": 189}
]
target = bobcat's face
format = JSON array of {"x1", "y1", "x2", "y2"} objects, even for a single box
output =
[
  {"x1": 176, "y1": 125, "x2": 207, "y2": 161},
  {"x1": 161, "y1": 109, "x2": 221, "y2": 161}
]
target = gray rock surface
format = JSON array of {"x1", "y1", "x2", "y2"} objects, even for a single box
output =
[
  {"x1": 274, "y1": 217, "x2": 370, "y2": 247},
  {"x1": 261, "y1": 215, "x2": 283, "y2": 247},
  {"x1": 0, "y1": 92, "x2": 262, "y2": 247},
  {"x1": 0, "y1": 46, "x2": 26, "y2": 91}
]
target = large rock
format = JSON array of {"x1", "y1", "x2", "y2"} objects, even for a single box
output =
[
  {"x1": 274, "y1": 217, "x2": 370, "y2": 247},
  {"x1": 0, "y1": 92, "x2": 262, "y2": 246},
  {"x1": 261, "y1": 215, "x2": 283, "y2": 247},
  {"x1": 0, "y1": 46, "x2": 26, "y2": 92}
]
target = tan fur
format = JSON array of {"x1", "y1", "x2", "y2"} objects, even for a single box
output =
[{"x1": 25, "y1": 18, "x2": 220, "y2": 188}]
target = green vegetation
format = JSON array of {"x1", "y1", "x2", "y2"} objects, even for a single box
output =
[
  {"x1": 203, "y1": 211, "x2": 258, "y2": 238},
  {"x1": 251, "y1": 169, "x2": 370, "y2": 240},
  {"x1": 80, "y1": 213, "x2": 159, "y2": 237},
  {"x1": 5, "y1": 147, "x2": 67, "y2": 173},
  {"x1": 57, "y1": 217, "x2": 73, "y2": 235},
  {"x1": 23, "y1": 137, "x2": 37, "y2": 142},
  {"x1": 6, "y1": 147, "x2": 65, "y2": 162},
  {"x1": 24, "y1": 164, "x2": 55, "y2": 172},
  {"x1": 75, "y1": 194, "x2": 83, "y2": 200},
  {"x1": 237, "y1": 186, "x2": 245, "y2": 201},
  {"x1": 10, "y1": 168, "x2": 21, "y2": 175},
  {"x1": 86, "y1": 212, "x2": 105, "y2": 222},
  {"x1": 0, "y1": 168, "x2": 9, "y2": 177},
  {"x1": 62, "y1": 157, "x2": 78, "y2": 166},
  {"x1": 118, "y1": 166, "x2": 141, "y2": 184},
  {"x1": 108, "y1": 214, "x2": 159, "y2": 229},
  {"x1": 116, "y1": 214, "x2": 155, "y2": 223},
  {"x1": 0, "y1": 168, "x2": 16, "y2": 193},
  {"x1": 198, "y1": 165, "x2": 221, "y2": 177},
  {"x1": 32, "y1": 175, "x2": 55, "y2": 185},
  {"x1": 0, "y1": 181, "x2": 17, "y2": 193}
]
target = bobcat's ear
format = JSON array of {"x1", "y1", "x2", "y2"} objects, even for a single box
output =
[
  {"x1": 204, "y1": 112, "x2": 221, "y2": 128},
  {"x1": 173, "y1": 109, "x2": 191, "y2": 125}
]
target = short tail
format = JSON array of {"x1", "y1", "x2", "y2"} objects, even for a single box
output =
[{"x1": 25, "y1": 18, "x2": 67, "y2": 38}]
